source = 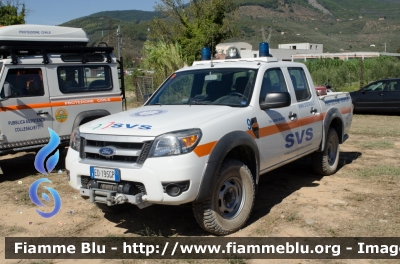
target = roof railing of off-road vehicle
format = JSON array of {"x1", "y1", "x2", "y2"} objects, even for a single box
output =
[{"x1": 0, "y1": 46, "x2": 114, "y2": 65}]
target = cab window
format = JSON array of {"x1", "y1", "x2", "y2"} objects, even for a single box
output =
[
  {"x1": 259, "y1": 68, "x2": 288, "y2": 103},
  {"x1": 58, "y1": 66, "x2": 112, "y2": 93},
  {"x1": 288, "y1": 67, "x2": 311, "y2": 102},
  {"x1": 387, "y1": 80, "x2": 400, "y2": 91},
  {"x1": 364, "y1": 81, "x2": 385, "y2": 92},
  {"x1": 1, "y1": 68, "x2": 44, "y2": 98}
]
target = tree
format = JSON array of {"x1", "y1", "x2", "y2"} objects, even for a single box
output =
[
  {"x1": 150, "y1": 0, "x2": 238, "y2": 64},
  {"x1": 0, "y1": 0, "x2": 25, "y2": 26},
  {"x1": 141, "y1": 40, "x2": 186, "y2": 86}
]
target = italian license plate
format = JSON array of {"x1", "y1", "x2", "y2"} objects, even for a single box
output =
[{"x1": 90, "y1": 167, "x2": 120, "y2": 182}]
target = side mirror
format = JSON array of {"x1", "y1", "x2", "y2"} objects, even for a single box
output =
[
  {"x1": 260, "y1": 92, "x2": 291, "y2": 110},
  {"x1": 2, "y1": 82, "x2": 11, "y2": 98}
]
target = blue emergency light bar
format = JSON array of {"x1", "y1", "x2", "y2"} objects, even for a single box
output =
[
  {"x1": 259, "y1": 42, "x2": 270, "y2": 57},
  {"x1": 201, "y1": 47, "x2": 211, "y2": 60}
]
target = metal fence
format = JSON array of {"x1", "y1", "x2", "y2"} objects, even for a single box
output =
[{"x1": 125, "y1": 76, "x2": 154, "y2": 109}]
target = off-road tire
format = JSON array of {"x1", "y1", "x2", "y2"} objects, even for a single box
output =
[
  {"x1": 312, "y1": 128, "x2": 340, "y2": 175},
  {"x1": 192, "y1": 159, "x2": 255, "y2": 235}
]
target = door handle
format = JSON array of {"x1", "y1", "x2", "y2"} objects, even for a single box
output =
[
  {"x1": 288, "y1": 112, "x2": 297, "y2": 120},
  {"x1": 36, "y1": 111, "x2": 49, "y2": 115},
  {"x1": 310, "y1": 107, "x2": 318, "y2": 114}
]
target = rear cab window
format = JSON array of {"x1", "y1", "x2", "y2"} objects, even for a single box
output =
[
  {"x1": 57, "y1": 66, "x2": 112, "y2": 93},
  {"x1": 288, "y1": 67, "x2": 311, "y2": 102}
]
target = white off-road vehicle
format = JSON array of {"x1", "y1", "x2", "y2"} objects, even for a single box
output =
[
  {"x1": 0, "y1": 25, "x2": 125, "y2": 156},
  {"x1": 66, "y1": 46, "x2": 352, "y2": 235}
]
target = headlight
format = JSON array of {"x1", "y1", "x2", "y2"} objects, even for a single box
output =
[
  {"x1": 148, "y1": 129, "x2": 202, "y2": 158},
  {"x1": 70, "y1": 128, "x2": 81, "y2": 152}
]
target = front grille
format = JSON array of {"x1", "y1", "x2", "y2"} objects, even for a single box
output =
[
  {"x1": 85, "y1": 152, "x2": 138, "y2": 163},
  {"x1": 81, "y1": 136, "x2": 152, "y2": 165}
]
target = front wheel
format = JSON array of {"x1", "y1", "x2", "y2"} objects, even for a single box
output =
[
  {"x1": 192, "y1": 159, "x2": 255, "y2": 235},
  {"x1": 312, "y1": 128, "x2": 340, "y2": 175}
]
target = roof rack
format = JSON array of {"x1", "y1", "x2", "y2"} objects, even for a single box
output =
[{"x1": 0, "y1": 45, "x2": 114, "y2": 65}]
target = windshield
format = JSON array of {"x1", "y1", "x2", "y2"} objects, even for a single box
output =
[{"x1": 148, "y1": 68, "x2": 258, "y2": 107}]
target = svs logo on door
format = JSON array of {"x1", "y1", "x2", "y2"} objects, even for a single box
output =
[{"x1": 285, "y1": 128, "x2": 313, "y2": 148}]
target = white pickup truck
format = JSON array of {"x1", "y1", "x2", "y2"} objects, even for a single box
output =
[{"x1": 66, "y1": 54, "x2": 352, "y2": 235}]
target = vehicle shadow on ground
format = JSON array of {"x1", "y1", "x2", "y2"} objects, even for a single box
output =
[
  {"x1": 103, "y1": 151, "x2": 362, "y2": 237},
  {"x1": 0, "y1": 148, "x2": 67, "y2": 183},
  {"x1": 247, "y1": 151, "x2": 362, "y2": 226}
]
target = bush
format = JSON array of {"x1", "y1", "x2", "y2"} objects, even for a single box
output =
[{"x1": 304, "y1": 56, "x2": 400, "y2": 91}]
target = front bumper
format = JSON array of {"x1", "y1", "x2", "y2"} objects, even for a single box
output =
[{"x1": 66, "y1": 148, "x2": 207, "y2": 206}]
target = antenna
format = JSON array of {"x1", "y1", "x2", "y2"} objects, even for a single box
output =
[
  {"x1": 211, "y1": 0, "x2": 214, "y2": 67},
  {"x1": 261, "y1": 26, "x2": 266, "y2": 42},
  {"x1": 261, "y1": 26, "x2": 272, "y2": 43},
  {"x1": 267, "y1": 27, "x2": 272, "y2": 43}
]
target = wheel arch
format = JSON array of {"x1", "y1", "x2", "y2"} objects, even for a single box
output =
[
  {"x1": 195, "y1": 130, "x2": 260, "y2": 202},
  {"x1": 319, "y1": 108, "x2": 345, "y2": 151}
]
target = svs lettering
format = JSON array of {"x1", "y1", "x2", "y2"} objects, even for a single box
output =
[{"x1": 285, "y1": 128, "x2": 313, "y2": 148}]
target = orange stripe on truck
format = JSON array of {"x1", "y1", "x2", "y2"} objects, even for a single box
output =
[
  {"x1": 194, "y1": 141, "x2": 217, "y2": 157},
  {"x1": 195, "y1": 106, "x2": 351, "y2": 157},
  {"x1": 340, "y1": 107, "x2": 352, "y2": 114},
  {"x1": 0, "y1": 97, "x2": 122, "y2": 112}
]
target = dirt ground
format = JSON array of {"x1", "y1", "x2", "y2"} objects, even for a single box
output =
[{"x1": 0, "y1": 114, "x2": 399, "y2": 264}]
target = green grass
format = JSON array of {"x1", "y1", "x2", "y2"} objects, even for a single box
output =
[
  {"x1": 358, "y1": 140, "x2": 395, "y2": 149},
  {"x1": 349, "y1": 115, "x2": 400, "y2": 138},
  {"x1": 356, "y1": 165, "x2": 400, "y2": 178}
]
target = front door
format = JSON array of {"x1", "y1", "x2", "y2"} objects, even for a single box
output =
[
  {"x1": 357, "y1": 81, "x2": 385, "y2": 112},
  {"x1": 255, "y1": 67, "x2": 300, "y2": 172},
  {"x1": 0, "y1": 66, "x2": 53, "y2": 148}
]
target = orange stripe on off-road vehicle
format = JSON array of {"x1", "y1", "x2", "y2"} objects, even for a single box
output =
[{"x1": 0, "y1": 97, "x2": 122, "y2": 112}]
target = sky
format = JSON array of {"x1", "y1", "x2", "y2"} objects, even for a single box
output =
[{"x1": 24, "y1": 0, "x2": 161, "y2": 26}]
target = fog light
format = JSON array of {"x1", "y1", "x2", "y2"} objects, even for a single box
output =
[{"x1": 165, "y1": 184, "x2": 182, "y2": 197}]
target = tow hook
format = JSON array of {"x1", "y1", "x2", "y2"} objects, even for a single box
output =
[{"x1": 113, "y1": 194, "x2": 128, "y2": 204}]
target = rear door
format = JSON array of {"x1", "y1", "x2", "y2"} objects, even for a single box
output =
[
  {"x1": 288, "y1": 67, "x2": 322, "y2": 156},
  {"x1": 0, "y1": 66, "x2": 53, "y2": 147},
  {"x1": 48, "y1": 64, "x2": 120, "y2": 138},
  {"x1": 383, "y1": 79, "x2": 400, "y2": 113}
]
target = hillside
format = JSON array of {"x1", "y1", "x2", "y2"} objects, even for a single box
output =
[{"x1": 59, "y1": 0, "x2": 400, "y2": 62}]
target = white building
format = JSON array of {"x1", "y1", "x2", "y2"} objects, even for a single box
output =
[
  {"x1": 214, "y1": 42, "x2": 324, "y2": 61},
  {"x1": 292, "y1": 52, "x2": 400, "y2": 62},
  {"x1": 278, "y1": 43, "x2": 323, "y2": 51}
]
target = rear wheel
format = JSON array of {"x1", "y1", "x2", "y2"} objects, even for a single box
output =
[
  {"x1": 312, "y1": 128, "x2": 340, "y2": 175},
  {"x1": 192, "y1": 159, "x2": 255, "y2": 235}
]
